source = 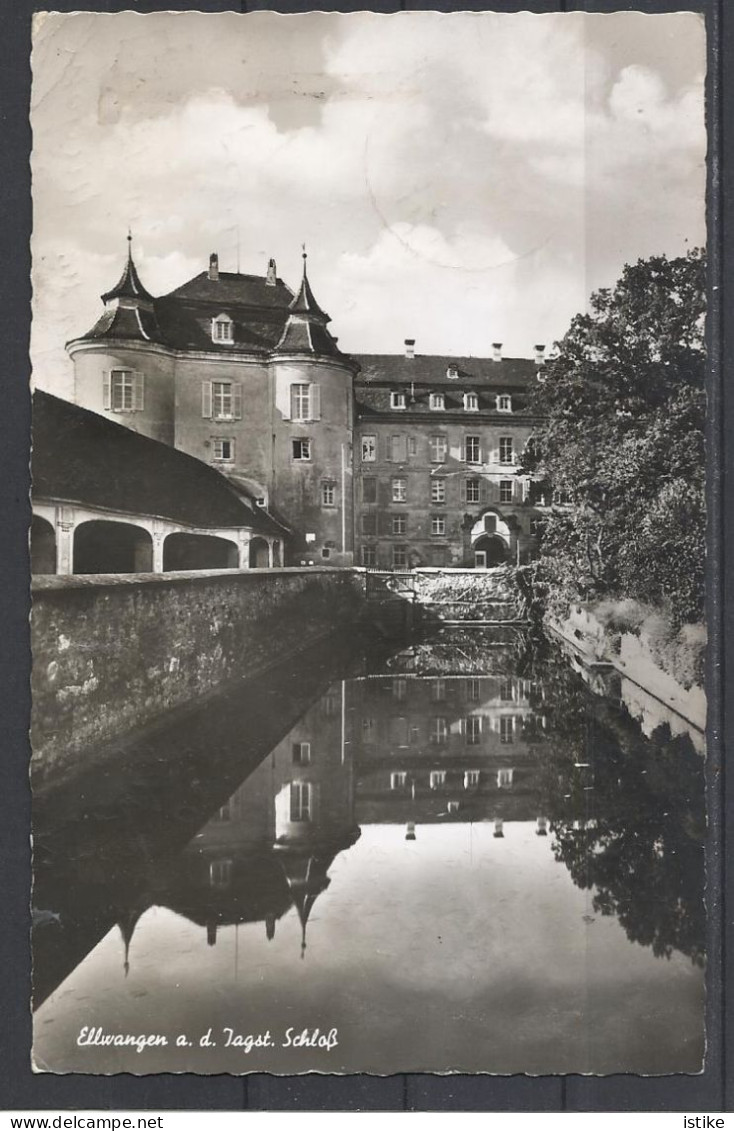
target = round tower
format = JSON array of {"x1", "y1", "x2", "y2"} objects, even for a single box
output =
[
  {"x1": 66, "y1": 235, "x2": 175, "y2": 445},
  {"x1": 269, "y1": 250, "x2": 357, "y2": 566}
]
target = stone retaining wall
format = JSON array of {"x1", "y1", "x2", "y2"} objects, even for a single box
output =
[{"x1": 31, "y1": 567, "x2": 366, "y2": 775}]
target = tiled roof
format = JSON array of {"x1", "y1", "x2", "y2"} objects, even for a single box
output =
[
  {"x1": 79, "y1": 304, "x2": 164, "y2": 345},
  {"x1": 354, "y1": 354, "x2": 538, "y2": 389},
  {"x1": 32, "y1": 390, "x2": 283, "y2": 536},
  {"x1": 164, "y1": 271, "x2": 294, "y2": 311},
  {"x1": 274, "y1": 318, "x2": 344, "y2": 359},
  {"x1": 154, "y1": 298, "x2": 282, "y2": 353}
]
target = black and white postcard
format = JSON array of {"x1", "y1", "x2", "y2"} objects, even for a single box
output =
[{"x1": 28, "y1": 9, "x2": 709, "y2": 1077}]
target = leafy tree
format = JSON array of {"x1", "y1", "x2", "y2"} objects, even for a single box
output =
[{"x1": 524, "y1": 249, "x2": 706, "y2": 626}]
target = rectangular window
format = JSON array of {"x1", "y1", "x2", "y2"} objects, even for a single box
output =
[
  {"x1": 321, "y1": 482, "x2": 336, "y2": 507},
  {"x1": 430, "y1": 718, "x2": 448, "y2": 745},
  {"x1": 500, "y1": 679, "x2": 514, "y2": 702},
  {"x1": 292, "y1": 742, "x2": 311, "y2": 765},
  {"x1": 530, "y1": 518, "x2": 544, "y2": 536},
  {"x1": 497, "y1": 768, "x2": 514, "y2": 787},
  {"x1": 464, "y1": 392, "x2": 479, "y2": 411},
  {"x1": 209, "y1": 859, "x2": 233, "y2": 888},
  {"x1": 391, "y1": 391, "x2": 407, "y2": 410},
  {"x1": 429, "y1": 771, "x2": 447, "y2": 790},
  {"x1": 464, "y1": 770, "x2": 481, "y2": 788},
  {"x1": 291, "y1": 384, "x2": 311, "y2": 421},
  {"x1": 293, "y1": 439, "x2": 311, "y2": 461},
  {"x1": 290, "y1": 781, "x2": 313, "y2": 822},
  {"x1": 466, "y1": 477, "x2": 481, "y2": 503},
  {"x1": 361, "y1": 435, "x2": 377, "y2": 462},
  {"x1": 390, "y1": 772, "x2": 407, "y2": 790},
  {"x1": 212, "y1": 438, "x2": 234, "y2": 462},
  {"x1": 499, "y1": 479, "x2": 513, "y2": 503},
  {"x1": 392, "y1": 678, "x2": 407, "y2": 701},
  {"x1": 431, "y1": 478, "x2": 446, "y2": 504},
  {"x1": 363, "y1": 477, "x2": 377, "y2": 504},
  {"x1": 431, "y1": 679, "x2": 446, "y2": 702},
  {"x1": 465, "y1": 716, "x2": 482, "y2": 744},
  {"x1": 213, "y1": 317, "x2": 233, "y2": 342},
  {"x1": 362, "y1": 718, "x2": 376, "y2": 742},
  {"x1": 201, "y1": 380, "x2": 241, "y2": 421},
  {"x1": 430, "y1": 435, "x2": 448, "y2": 463},
  {"x1": 392, "y1": 515, "x2": 407, "y2": 535},
  {"x1": 392, "y1": 478, "x2": 407, "y2": 502},
  {"x1": 497, "y1": 395, "x2": 512, "y2": 412},
  {"x1": 500, "y1": 716, "x2": 515, "y2": 745},
  {"x1": 392, "y1": 545, "x2": 408, "y2": 569},
  {"x1": 213, "y1": 381, "x2": 233, "y2": 419},
  {"x1": 362, "y1": 514, "x2": 377, "y2": 536},
  {"x1": 430, "y1": 393, "x2": 445, "y2": 410},
  {"x1": 408, "y1": 437, "x2": 418, "y2": 457},
  {"x1": 466, "y1": 678, "x2": 481, "y2": 701},
  {"x1": 431, "y1": 515, "x2": 446, "y2": 536},
  {"x1": 499, "y1": 437, "x2": 514, "y2": 464},
  {"x1": 465, "y1": 435, "x2": 481, "y2": 463},
  {"x1": 109, "y1": 369, "x2": 142, "y2": 412},
  {"x1": 362, "y1": 545, "x2": 377, "y2": 567},
  {"x1": 388, "y1": 434, "x2": 407, "y2": 462}
]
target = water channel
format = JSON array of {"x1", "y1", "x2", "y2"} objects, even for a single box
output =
[{"x1": 32, "y1": 627, "x2": 705, "y2": 1076}]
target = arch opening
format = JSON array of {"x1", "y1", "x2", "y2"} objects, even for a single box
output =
[
  {"x1": 31, "y1": 515, "x2": 56, "y2": 574},
  {"x1": 163, "y1": 532, "x2": 238, "y2": 572},
  {"x1": 473, "y1": 534, "x2": 508, "y2": 568},
  {"x1": 73, "y1": 520, "x2": 153, "y2": 574},
  {"x1": 249, "y1": 537, "x2": 271, "y2": 569}
]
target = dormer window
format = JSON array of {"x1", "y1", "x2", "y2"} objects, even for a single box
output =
[
  {"x1": 212, "y1": 313, "x2": 234, "y2": 344},
  {"x1": 391, "y1": 391, "x2": 407, "y2": 410},
  {"x1": 497, "y1": 395, "x2": 512, "y2": 412},
  {"x1": 446, "y1": 365, "x2": 459, "y2": 380},
  {"x1": 464, "y1": 392, "x2": 479, "y2": 411},
  {"x1": 429, "y1": 393, "x2": 445, "y2": 411}
]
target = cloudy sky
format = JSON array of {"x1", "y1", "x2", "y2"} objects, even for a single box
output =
[{"x1": 31, "y1": 10, "x2": 706, "y2": 398}]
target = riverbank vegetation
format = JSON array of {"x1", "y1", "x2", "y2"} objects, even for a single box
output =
[{"x1": 523, "y1": 249, "x2": 706, "y2": 681}]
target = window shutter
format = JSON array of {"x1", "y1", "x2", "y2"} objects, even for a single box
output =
[
  {"x1": 310, "y1": 384, "x2": 321, "y2": 421},
  {"x1": 460, "y1": 479, "x2": 467, "y2": 503},
  {"x1": 202, "y1": 380, "x2": 213, "y2": 419},
  {"x1": 233, "y1": 383, "x2": 243, "y2": 420},
  {"x1": 103, "y1": 371, "x2": 111, "y2": 410},
  {"x1": 480, "y1": 478, "x2": 488, "y2": 504},
  {"x1": 460, "y1": 718, "x2": 467, "y2": 735},
  {"x1": 133, "y1": 371, "x2": 145, "y2": 411}
]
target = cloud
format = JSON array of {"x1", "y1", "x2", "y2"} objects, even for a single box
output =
[{"x1": 30, "y1": 11, "x2": 706, "y2": 396}]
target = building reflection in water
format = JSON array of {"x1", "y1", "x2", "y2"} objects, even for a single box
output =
[
  {"x1": 137, "y1": 648, "x2": 704, "y2": 977},
  {"x1": 142, "y1": 669, "x2": 553, "y2": 968},
  {"x1": 152, "y1": 682, "x2": 360, "y2": 961}
]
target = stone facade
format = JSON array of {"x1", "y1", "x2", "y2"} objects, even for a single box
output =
[{"x1": 67, "y1": 241, "x2": 545, "y2": 569}]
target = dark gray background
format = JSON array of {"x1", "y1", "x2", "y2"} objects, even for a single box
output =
[{"x1": 2, "y1": 0, "x2": 729, "y2": 1111}]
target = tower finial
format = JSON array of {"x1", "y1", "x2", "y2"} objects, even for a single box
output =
[
  {"x1": 301, "y1": 243, "x2": 308, "y2": 276},
  {"x1": 127, "y1": 228, "x2": 133, "y2": 259}
]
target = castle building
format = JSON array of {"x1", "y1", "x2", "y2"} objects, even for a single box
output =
[{"x1": 66, "y1": 238, "x2": 545, "y2": 569}]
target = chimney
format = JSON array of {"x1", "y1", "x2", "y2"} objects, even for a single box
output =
[
  {"x1": 208, "y1": 253, "x2": 219, "y2": 282},
  {"x1": 492, "y1": 342, "x2": 502, "y2": 363},
  {"x1": 266, "y1": 257, "x2": 277, "y2": 286},
  {"x1": 534, "y1": 343, "x2": 546, "y2": 366},
  {"x1": 404, "y1": 338, "x2": 416, "y2": 360}
]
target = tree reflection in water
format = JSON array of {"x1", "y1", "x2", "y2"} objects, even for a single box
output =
[{"x1": 533, "y1": 647, "x2": 705, "y2": 966}]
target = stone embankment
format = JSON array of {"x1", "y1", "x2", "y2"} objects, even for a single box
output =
[{"x1": 547, "y1": 604, "x2": 706, "y2": 737}]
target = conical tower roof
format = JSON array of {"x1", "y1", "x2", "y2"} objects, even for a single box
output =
[
  {"x1": 288, "y1": 249, "x2": 330, "y2": 322},
  {"x1": 273, "y1": 249, "x2": 346, "y2": 361},
  {"x1": 101, "y1": 233, "x2": 155, "y2": 304},
  {"x1": 70, "y1": 233, "x2": 163, "y2": 346}
]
